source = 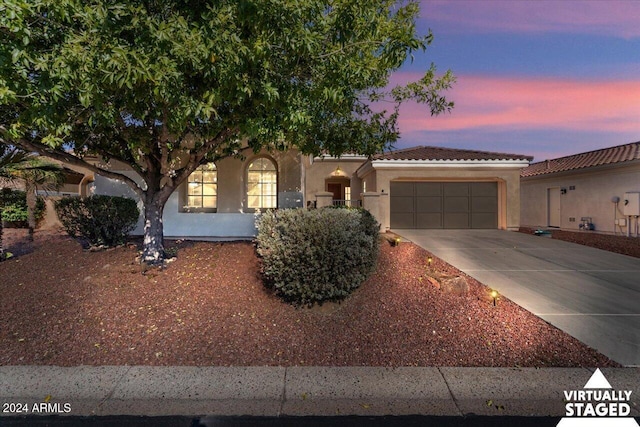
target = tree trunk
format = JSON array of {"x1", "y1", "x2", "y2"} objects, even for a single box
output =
[
  {"x1": 26, "y1": 181, "x2": 36, "y2": 241},
  {"x1": 141, "y1": 195, "x2": 166, "y2": 265},
  {"x1": 0, "y1": 216, "x2": 5, "y2": 261}
]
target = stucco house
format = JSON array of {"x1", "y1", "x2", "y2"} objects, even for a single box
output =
[
  {"x1": 520, "y1": 141, "x2": 640, "y2": 235},
  {"x1": 92, "y1": 145, "x2": 533, "y2": 238}
]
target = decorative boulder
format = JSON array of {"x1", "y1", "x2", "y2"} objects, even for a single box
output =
[{"x1": 440, "y1": 276, "x2": 469, "y2": 295}]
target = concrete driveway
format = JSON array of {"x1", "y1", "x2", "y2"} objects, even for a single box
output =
[{"x1": 395, "y1": 229, "x2": 640, "y2": 366}]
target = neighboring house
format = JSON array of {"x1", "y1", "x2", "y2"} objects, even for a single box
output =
[
  {"x1": 520, "y1": 141, "x2": 640, "y2": 235},
  {"x1": 93, "y1": 145, "x2": 533, "y2": 238}
]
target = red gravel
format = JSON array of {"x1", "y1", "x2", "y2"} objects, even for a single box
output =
[
  {"x1": 0, "y1": 228, "x2": 617, "y2": 367},
  {"x1": 519, "y1": 227, "x2": 640, "y2": 258}
]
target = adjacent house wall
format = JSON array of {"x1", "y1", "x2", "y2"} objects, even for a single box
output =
[{"x1": 520, "y1": 161, "x2": 640, "y2": 234}]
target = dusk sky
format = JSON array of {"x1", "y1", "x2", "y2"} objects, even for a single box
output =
[{"x1": 393, "y1": 0, "x2": 640, "y2": 162}]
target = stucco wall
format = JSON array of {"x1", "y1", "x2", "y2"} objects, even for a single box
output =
[
  {"x1": 521, "y1": 161, "x2": 640, "y2": 233},
  {"x1": 365, "y1": 166, "x2": 523, "y2": 231},
  {"x1": 303, "y1": 156, "x2": 365, "y2": 203},
  {"x1": 94, "y1": 149, "x2": 302, "y2": 238}
]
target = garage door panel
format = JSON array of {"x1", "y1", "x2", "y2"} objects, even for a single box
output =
[
  {"x1": 444, "y1": 213, "x2": 470, "y2": 228},
  {"x1": 416, "y1": 182, "x2": 442, "y2": 196},
  {"x1": 391, "y1": 213, "x2": 415, "y2": 229},
  {"x1": 471, "y1": 182, "x2": 497, "y2": 197},
  {"x1": 471, "y1": 196, "x2": 498, "y2": 212},
  {"x1": 444, "y1": 197, "x2": 470, "y2": 213},
  {"x1": 390, "y1": 182, "x2": 414, "y2": 197},
  {"x1": 417, "y1": 196, "x2": 442, "y2": 213},
  {"x1": 444, "y1": 183, "x2": 469, "y2": 196},
  {"x1": 471, "y1": 213, "x2": 498, "y2": 229},
  {"x1": 390, "y1": 196, "x2": 415, "y2": 214},
  {"x1": 417, "y1": 213, "x2": 442, "y2": 228}
]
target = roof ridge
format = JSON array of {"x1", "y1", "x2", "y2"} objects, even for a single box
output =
[{"x1": 530, "y1": 141, "x2": 640, "y2": 166}]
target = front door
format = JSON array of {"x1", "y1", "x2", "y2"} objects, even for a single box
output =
[
  {"x1": 547, "y1": 187, "x2": 561, "y2": 227},
  {"x1": 327, "y1": 183, "x2": 341, "y2": 201}
]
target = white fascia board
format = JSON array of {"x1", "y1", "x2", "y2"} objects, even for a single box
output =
[
  {"x1": 355, "y1": 161, "x2": 374, "y2": 178},
  {"x1": 313, "y1": 154, "x2": 369, "y2": 161},
  {"x1": 370, "y1": 159, "x2": 531, "y2": 169}
]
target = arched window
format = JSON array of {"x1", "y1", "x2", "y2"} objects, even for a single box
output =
[
  {"x1": 247, "y1": 157, "x2": 277, "y2": 209},
  {"x1": 185, "y1": 163, "x2": 217, "y2": 211}
]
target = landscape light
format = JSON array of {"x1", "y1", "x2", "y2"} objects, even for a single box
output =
[
  {"x1": 490, "y1": 289, "x2": 499, "y2": 306},
  {"x1": 394, "y1": 237, "x2": 401, "y2": 246}
]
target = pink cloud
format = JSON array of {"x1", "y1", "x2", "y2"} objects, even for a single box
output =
[
  {"x1": 394, "y1": 73, "x2": 640, "y2": 134},
  {"x1": 422, "y1": 0, "x2": 640, "y2": 39}
]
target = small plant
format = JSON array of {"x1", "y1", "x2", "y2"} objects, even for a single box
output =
[
  {"x1": 55, "y1": 195, "x2": 140, "y2": 247},
  {"x1": 0, "y1": 189, "x2": 46, "y2": 226},
  {"x1": 256, "y1": 207, "x2": 380, "y2": 306}
]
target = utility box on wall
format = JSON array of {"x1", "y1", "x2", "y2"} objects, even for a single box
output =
[{"x1": 623, "y1": 192, "x2": 640, "y2": 216}]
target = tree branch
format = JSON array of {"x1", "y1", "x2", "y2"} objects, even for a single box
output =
[{"x1": 1, "y1": 129, "x2": 147, "y2": 200}]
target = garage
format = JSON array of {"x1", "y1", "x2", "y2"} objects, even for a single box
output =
[{"x1": 390, "y1": 181, "x2": 498, "y2": 229}]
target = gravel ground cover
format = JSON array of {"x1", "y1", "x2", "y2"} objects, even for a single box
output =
[
  {"x1": 519, "y1": 227, "x2": 640, "y2": 258},
  {"x1": 0, "y1": 228, "x2": 618, "y2": 367}
]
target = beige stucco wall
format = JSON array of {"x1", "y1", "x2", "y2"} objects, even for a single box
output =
[
  {"x1": 360, "y1": 166, "x2": 524, "y2": 231},
  {"x1": 94, "y1": 149, "x2": 303, "y2": 238},
  {"x1": 303, "y1": 156, "x2": 366, "y2": 204},
  {"x1": 521, "y1": 161, "x2": 640, "y2": 233}
]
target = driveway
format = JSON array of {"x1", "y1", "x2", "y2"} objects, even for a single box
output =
[{"x1": 395, "y1": 229, "x2": 640, "y2": 366}]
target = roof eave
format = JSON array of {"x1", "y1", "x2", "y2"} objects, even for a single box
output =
[{"x1": 370, "y1": 159, "x2": 532, "y2": 169}]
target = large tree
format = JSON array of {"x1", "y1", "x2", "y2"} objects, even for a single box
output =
[{"x1": 0, "y1": 0, "x2": 454, "y2": 264}]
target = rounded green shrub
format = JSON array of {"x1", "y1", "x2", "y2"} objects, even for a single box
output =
[
  {"x1": 256, "y1": 207, "x2": 380, "y2": 305},
  {"x1": 55, "y1": 195, "x2": 140, "y2": 247}
]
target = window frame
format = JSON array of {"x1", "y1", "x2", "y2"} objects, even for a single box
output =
[
  {"x1": 245, "y1": 156, "x2": 278, "y2": 212},
  {"x1": 181, "y1": 162, "x2": 218, "y2": 213}
]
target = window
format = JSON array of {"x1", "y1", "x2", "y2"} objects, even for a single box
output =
[
  {"x1": 185, "y1": 163, "x2": 217, "y2": 211},
  {"x1": 247, "y1": 157, "x2": 277, "y2": 209}
]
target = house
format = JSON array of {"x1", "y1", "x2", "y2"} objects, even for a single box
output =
[
  {"x1": 93, "y1": 145, "x2": 533, "y2": 238},
  {"x1": 520, "y1": 141, "x2": 640, "y2": 235}
]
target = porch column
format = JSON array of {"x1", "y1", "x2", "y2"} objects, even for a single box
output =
[
  {"x1": 315, "y1": 191, "x2": 334, "y2": 208},
  {"x1": 361, "y1": 192, "x2": 382, "y2": 231}
]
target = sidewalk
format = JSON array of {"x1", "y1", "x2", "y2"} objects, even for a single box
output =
[{"x1": 1, "y1": 366, "x2": 639, "y2": 417}]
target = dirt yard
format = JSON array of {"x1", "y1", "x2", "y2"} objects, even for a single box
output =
[{"x1": 0, "y1": 228, "x2": 618, "y2": 367}]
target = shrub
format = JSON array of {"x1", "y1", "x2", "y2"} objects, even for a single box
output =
[
  {"x1": 256, "y1": 207, "x2": 380, "y2": 305},
  {"x1": 55, "y1": 195, "x2": 140, "y2": 247},
  {"x1": 0, "y1": 188, "x2": 46, "y2": 226}
]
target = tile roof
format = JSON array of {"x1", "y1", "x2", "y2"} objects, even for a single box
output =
[
  {"x1": 372, "y1": 145, "x2": 533, "y2": 162},
  {"x1": 521, "y1": 141, "x2": 640, "y2": 178}
]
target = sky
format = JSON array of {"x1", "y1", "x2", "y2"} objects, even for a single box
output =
[{"x1": 393, "y1": 0, "x2": 640, "y2": 162}]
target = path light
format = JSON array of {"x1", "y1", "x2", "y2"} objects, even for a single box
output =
[
  {"x1": 394, "y1": 237, "x2": 401, "y2": 247},
  {"x1": 490, "y1": 289, "x2": 499, "y2": 306},
  {"x1": 427, "y1": 257, "x2": 433, "y2": 266}
]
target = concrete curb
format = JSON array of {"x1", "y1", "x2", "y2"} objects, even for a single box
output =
[{"x1": 1, "y1": 366, "x2": 639, "y2": 417}]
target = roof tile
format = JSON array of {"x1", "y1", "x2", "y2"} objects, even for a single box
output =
[
  {"x1": 521, "y1": 141, "x2": 640, "y2": 177},
  {"x1": 373, "y1": 145, "x2": 533, "y2": 161}
]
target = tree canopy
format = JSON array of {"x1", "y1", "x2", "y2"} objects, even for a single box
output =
[{"x1": 0, "y1": 0, "x2": 454, "y2": 264}]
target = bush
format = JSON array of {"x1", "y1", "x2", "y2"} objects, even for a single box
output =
[
  {"x1": 0, "y1": 188, "x2": 46, "y2": 226},
  {"x1": 256, "y1": 207, "x2": 380, "y2": 305},
  {"x1": 55, "y1": 195, "x2": 140, "y2": 247}
]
